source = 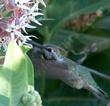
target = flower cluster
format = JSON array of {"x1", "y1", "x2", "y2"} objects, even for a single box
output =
[{"x1": 0, "y1": 0, "x2": 46, "y2": 50}]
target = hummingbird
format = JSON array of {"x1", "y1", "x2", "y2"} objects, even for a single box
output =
[{"x1": 28, "y1": 41, "x2": 110, "y2": 106}]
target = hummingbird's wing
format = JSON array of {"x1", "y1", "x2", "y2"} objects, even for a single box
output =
[
  {"x1": 39, "y1": 57, "x2": 109, "y2": 105},
  {"x1": 38, "y1": 57, "x2": 100, "y2": 88},
  {"x1": 63, "y1": 58, "x2": 108, "y2": 94},
  {"x1": 34, "y1": 56, "x2": 107, "y2": 90},
  {"x1": 67, "y1": 58, "x2": 109, "y2": 105}
]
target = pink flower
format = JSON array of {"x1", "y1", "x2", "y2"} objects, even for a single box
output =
[{"x1": 0, "y1": 0, "x2": 46, "y2": 50}]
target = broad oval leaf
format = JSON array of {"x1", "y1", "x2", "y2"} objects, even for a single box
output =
[{"x1": 0, "y1": 41, "x2": 34, "y2": 106}]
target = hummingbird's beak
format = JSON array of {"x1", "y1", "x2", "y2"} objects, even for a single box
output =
[
  {"x1": 26, "y1": 40, "x2": 46, "y2": 54},
  {"x1": 27, "y1": 40, "x2": 44, "y2": 49}
]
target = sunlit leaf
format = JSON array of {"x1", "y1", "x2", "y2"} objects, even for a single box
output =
[{"x1": 0, "y1": 41, "x2": 34, "y2": 106}]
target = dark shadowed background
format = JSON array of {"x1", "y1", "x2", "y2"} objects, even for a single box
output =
[{"x1": 28, "y1": 0, "x2": 110, "y2": 106}]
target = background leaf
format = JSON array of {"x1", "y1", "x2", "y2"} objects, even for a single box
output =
[{"x1": 29, "y1": 0, "x2": 110, "y2": 106}]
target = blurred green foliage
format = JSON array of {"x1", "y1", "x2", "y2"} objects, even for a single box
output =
[{"x1": 29, "y1": 0, "x2": 110, "y2": 106}]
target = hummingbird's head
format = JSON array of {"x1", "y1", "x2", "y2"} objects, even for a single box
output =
[
  {"x1": 41, "y1": 44, "x2": 64, "y2": 61},
  {"x1": 28, "y1": 40, "x2": 66, "y2": 61}
]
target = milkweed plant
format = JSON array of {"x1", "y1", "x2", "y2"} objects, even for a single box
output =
[{"x1": 0, "y1": 0, "x2": 46, "y2": 106}]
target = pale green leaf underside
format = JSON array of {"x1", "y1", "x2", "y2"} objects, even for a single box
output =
[{"x1": 0, "y1": 41, "x2": 34, "y2": 106}]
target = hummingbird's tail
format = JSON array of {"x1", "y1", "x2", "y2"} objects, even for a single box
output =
[{"x1": 85, "y1": 84, "x2": 109, "y2": 106}]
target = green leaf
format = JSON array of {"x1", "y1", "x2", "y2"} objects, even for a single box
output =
[
  {"x1": 20, "y1": 45, "x2": 31, "y2": 54},
  {"x1": 0, "y1": 67, "x2": 10, "y2": 106},
  {"x1": 25, "y1": 55, "x2": 34, "y2": 86},
  {"x1": 0, "y1": 41, "x2": 35, "y2": 106},
  {"x1": 21, "y1": 45, "x2": 34, "y2": 86}
]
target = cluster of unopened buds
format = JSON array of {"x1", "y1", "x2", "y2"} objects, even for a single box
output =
[{"x1": 0, "y1": 0, "x2": 46, "y2": 50}]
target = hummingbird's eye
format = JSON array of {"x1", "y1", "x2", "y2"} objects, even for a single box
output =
[{"x1": 46, "y1": 47, "x2": 53, "y2": 52}]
